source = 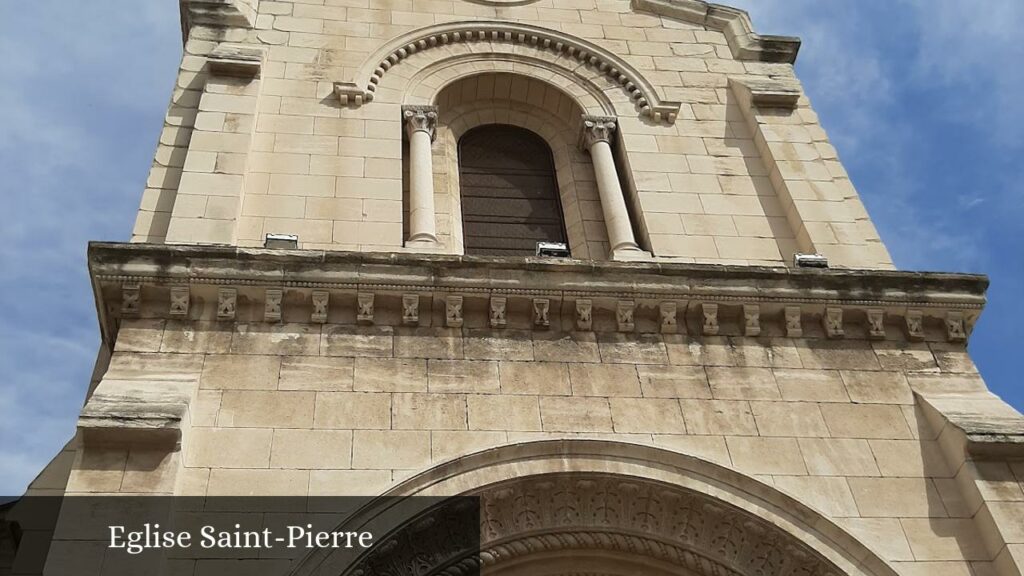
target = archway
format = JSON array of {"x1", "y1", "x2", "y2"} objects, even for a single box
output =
[{"x1": 289, "y1": 440, "x2": 899, "y2": 576}]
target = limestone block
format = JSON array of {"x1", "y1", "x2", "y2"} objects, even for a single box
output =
[
  {"x1": 464, "y1": 330, "x2": 535, "y2": 361},
  {"x1": 353, "y1": 358, "x2": 427, "y2": 392},
  {"x1": 796, "y1": 340, "x2": 881, "y2": 370},
  {"x1": 313, "y1": 392, "x2": 391, "y2": 429},
  {"x1": 609, "y1": 398, "x2": 685, "y2": 434},
  {"x1": 541, "y1": 397, "x2": 614, "y2": 433},
  {"x1": 726, "y1": 437, "x2": 807, "y2": 475},
  {"x1": 351, "y1": 430, "x2": 431, "y2": 469},
  {"x1": 467, "y1": 395, "x2": 542, "y2": 432},
  {"x1": 637, "y1": 365, "x2": 711, "y2": 399},
  {"x1": 230, "y1": 323, "x2": 321, "y2": 356},
  {"x1": 532, "y1": 331, "x2": 599, "y2": 363},
  {"x1": 321, "y1": 325, "x2": 394, "y2": 357},
  {"x1": 161, "y1": 321, "x2": 233, "y2": 353},
  {"x1": 680, "y1": 399, "x2": 757, "y2": 436},
  {"x1": 186, "y1": 428, "x2": 273, "y2": 468},
  {"x1": 773, "y1": 476, "x2": 859, "y2": 517},
  {"x1": 749, "y1": 401, "x2": 828, "y2": 437},
  {"x1": 269, "y1": 429, "x2": 352, "y2": 468},
  {"x1": 848, "y1": 478, "x2": 945, "y2": 517},
  {"x1": 431, "y1": 431, "x2": 508, "y2": 463},
  {"x1": 901, "y1": 518, "x2": 989, "y2": 561},
  {"x1": 706, "y1": 367, "x2": 780, "y2": 400},
  {"x1": 499, "y1": 361, "x2": 571, "y2": 395},
  {"x1": 200, "y1": 354, "x2": 281, "y2": 390},
  {"x1": 798, "y1": 438, "x2": 880, "y2": 477},
  {"x1": 872, "y1": 341, "x2": 939, "y2": 372},
  {"x1": 309, "y1": 470, "x2": 393, "y2": 496},
  {"x1": 841, "y1": 371, "x2": 914, "y2": 405},
  {"x1": 821, "y1": 404, "x2": 913, "y2": 439},
  {"x1": 66, "y1": 449, "x2": 128, "y2": 493},
  {"x1": 650, "y1": 435, "x2": 731, "y2": 466},
  {"x1": 840, "y1": 518, "x2": 914, "y2": 561},
  {"x1": 278, "y1": 357, "x2": 354, "y2": 391},
  {"x1": 207, "y1": 469, "x2": 309, "y2": 497},
  {"x1": 773, "y1": 369, "x2": 849, "y2": 402},
  {"x1": 870, "y1": 440, "x2": 951, "y2": 478},
  {"x1": 217, "y1": 390, "x2": 315, "y2": 428},
  {"x1": 427, "y1": 360, "x2": 500, "y2": 393},
  {"x1": 568, "y1": 363, "x2": 641, "y2": 397},
  {"x1": 597, "y1": 333, "x2": 669, "y2": 364},
  {"x1": 394, "y1": 327, "x2": 463, "y2": 359},
  {"x1": 930, "y1": 343, "x2": 979, "y2": 374},
  {"x1": 392, "y1": 393, "x2": 467, "y2": 430},
  {"x1": 114, "y1": 319, "x2": 166, "y2": 353}
]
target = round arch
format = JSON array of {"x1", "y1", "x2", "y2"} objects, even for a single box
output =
[{"x1": 288, "y1": 440, "x2": 899, "y2": 576}]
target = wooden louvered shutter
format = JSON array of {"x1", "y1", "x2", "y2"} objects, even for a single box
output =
[{"x1": 458, "y1": 125, "x2": 567, "y2": 256}]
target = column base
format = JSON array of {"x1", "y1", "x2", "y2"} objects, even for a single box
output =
[
  {"x1": 610, "y1": 247, "x2": 653, "y2": 262},
  {"x1": 405, "y1": 238, "x2": 446, "y2": 253}
]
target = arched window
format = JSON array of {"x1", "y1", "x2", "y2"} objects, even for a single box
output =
[{"x1": 458, "y1": 125, "x2": 567, "y2": 256}]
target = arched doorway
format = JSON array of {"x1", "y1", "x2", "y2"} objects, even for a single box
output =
[{"x1": 458, "y1": 125, "x2": 568, "y2": 257}]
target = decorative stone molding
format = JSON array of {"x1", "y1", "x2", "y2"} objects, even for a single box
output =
[
  {"x1": 402, "y1": 294, "x2": 420, "y2": 326},
  {"x1": 446, "y1": 295, "x2": 464, "y2": 328},
  {"x1": 743, "y1": 304, "x2": 760, "y2": 337},
  {"x1": 339, "y1": 21, "x2": 682, "y2": 122},
  {"x1": 631, "y1": 0, "x2": 801, "y2": 64},
  {"x1": 402, "y1": 105, "x2": 438, "y2": 142},
  {"x1": 576, "y1": 299, "x2": 593, "y2": 332},
  {"x1": 866, "y1": 308, "x2": 885, "y2": 340},
  {"x1": 533, "y1": 298, "x2": 550, "y2": 329},
  {"x1": 490, "y1": 296, "x2": 507, "y2": 328},
  {"x1": 264, "y1": 288, "x2": 282, "y2": 322},
  {"x1": 357, "y1": 293, "x2": 375, "y2": 325},
  {"x1": 617, "y1": 300, "x2": 635, "y2": 332},
  {"x1": 701, "y1": 303, "x2": 719, "y2": 336},
  {"x1": 784, "y1": 306, "x2": 803, "y2": 338},
  {"x1": 823, "y1": 307, "x2": 844, "y2": 339},
  {"x1": 121, "y1": 283, "x2": 141, "y2": 316},
  {"x1": 169, "y1": 286, "x2": 190, "y2": 317},
  {"x1": 207, "y1": 44, "x2": 264, "y2": 78},
  {"x1": 311, "y1": 290, "x2": 329, "y2": 324},
  {"x1": 89, "y1": 244, "x2": 988, "y2": 347},
  {"x1": 729, "y1": 77, "x2": 801, "y2": 110},
  {"x1": 216, "y1": 288, "x2": 236, "y2": 320},
  {"x1": 905, "y1": 309, "x2": 925, "y2": 342},
  {"x1": 659, "y1": 302, "x2": 678, "y2": 334},
  {"x1": 179, "y1": 0, "x2": 259, "y2": 38}
]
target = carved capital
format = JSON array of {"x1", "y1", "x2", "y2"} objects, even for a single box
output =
[
  {"x1": 581, "y1": 115, "x2": 617, "y2": 150},
  {"x1": 403, "y1": 105, "x2": 438, "y2": 141}
]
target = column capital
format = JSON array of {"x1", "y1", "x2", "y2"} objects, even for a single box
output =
[
  {"x1": 580, "y1": 115, "x2": 618, "y2": 150},
  {"x1": 403, "y1": 105, "x2": 439, "y2": 141}
]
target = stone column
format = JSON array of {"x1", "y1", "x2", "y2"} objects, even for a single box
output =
[
  {"x1": 403, "y1": 105, "x2": 439, "y2": 246},
  {"x1": 581, "y1": 116, "x2": 645, "y2": 260}
]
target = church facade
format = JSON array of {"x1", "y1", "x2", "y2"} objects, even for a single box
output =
[{"x1": 13, "y1": 0, "x2": 1024, "y2": 575}]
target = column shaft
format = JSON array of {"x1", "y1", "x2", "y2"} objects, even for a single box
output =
[
  {"x1": 582, "y1": 117, "x2": 643, "y2": 257},
  {"x1": 403, "y1": 105, "x2": 439, "y2": 246}
]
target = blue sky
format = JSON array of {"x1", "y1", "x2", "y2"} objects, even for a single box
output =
[{"x1": 0, "y1": 1, "x2": 1021, "y2": 495}]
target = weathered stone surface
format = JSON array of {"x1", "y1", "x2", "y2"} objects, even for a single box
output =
[
  {"x1": 278, "y1": 357, "x2": 354, "y2": 391},
  {"x1": 314, "y1": 392, "x2": 391, "y2": 429},
  {"x1": 321, "y1": 325, "x2": 394, "y2": 357},
  {"x1": 499, "y1": 361, "x2": 571, "y2": 395},
  {"x1": 637, "y1": 365, "x2": 711, "y2": 399}
]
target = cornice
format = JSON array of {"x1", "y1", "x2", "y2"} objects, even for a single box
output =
[
  {"x1": 632, "y1": 0, "x2": 801, "y2": 64},
  {"x1": 88, "y1": 242, "x2": 987, "y2": 347},
  {"x1": 179, "y1": 0, "x2": 258, "y2": 42}
]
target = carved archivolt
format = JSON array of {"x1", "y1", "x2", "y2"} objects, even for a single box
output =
[{"x1": 335, "y1": 21, "x2": 682, "y2": 122}]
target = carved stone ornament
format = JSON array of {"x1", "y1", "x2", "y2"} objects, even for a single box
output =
[
  {"x1": 490, "y1": 296, "x2": 507, "y2": 328},
  {"x1": 446, "y1": 295, "x2": 464, "y2": 328},
  {"x1": 169, "y1": 286, "x2": 190, "y2": 317},
  {"x1": 867, "y1": 308, "x2": 885, "y2": 340},
  {"x1": 311, "y1": 290, "x2": 329, "y2": 324},
  {"x1": 823, "y1": 307, "x2": 844, "y2": 339},
  {"x1": 905, "y1": 309, "x2": 925, "y2": 341},
  {"x1": 217, "y1": 288, "x2": 236, "y2": 321},
  {"x1": 946, "y1": 311, "x2": 967, "y2": 343},
  {"x1": 743, "y1": 304, "x2": 760, "y2": 337},
  {"x1": 341, "y1": 473, "x2": 846, "y2": 576},
  {"x1": 121, "y1": 283, "x2": 141, "y2": 316},
  {"x1": 659, "y1": 302, "x2": 678, "y2": 334},
  {"x1": 701, "y1": 303, "x2": 719, "y2": 336},
  {"x1": 357, "y1": 293, "x2": 375, "y2": 325},
  {"x1": 616, "y1": 300, "x2": 635, "y2": 332},
  {"x1": 533, "y1": 298, "x2": 550, "y2": 329},
  {"x1": 581, "y1": 116, "x2": 617, "y2": 150},
  {"x1": 402, "y1": 105, "x2": 438, "y2": 141},
  {"x1": 264, "y1": 288, "x2": 283, "y2": 322},
  {"x1": 576, "y1": 299, "x2": 593, "y2": 332},
  {"x1": 784, "y1": 306, "x2": 803, "y2": 338},
  {"x1": 402, "y1": 294, "x2": 419, "y2": 326}
]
